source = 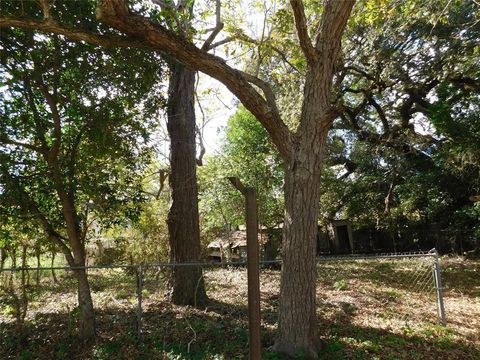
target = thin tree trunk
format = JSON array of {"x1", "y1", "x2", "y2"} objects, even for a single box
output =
[
  {"x1": 74, "y1": 266, "x2": 95, "y2": 340},
  {"x1": 0, "y1": 247, "x2": 5, "y2": 270},
  {"x1": 166, "y1": 62, "x2": 206, "y2": 306},
  {"x1": 51, "y1": 251, "x2": 58, "y2": 284},
  {"x1": 18, "y1": 245, "x2": 28, "y2": 328},
  {"x1": 50, "y1": 159, "x2": 96, "y2": 339},
  {"x1": 35, "y1": 247, "x2": 41, "y2": 286},
  {"x1": 66, "y1": 240, "x2": 95, "y2": 340}
]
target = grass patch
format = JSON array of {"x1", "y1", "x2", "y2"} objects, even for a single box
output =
[{"x1": 0, "y1": 257, "x2": 478, "y2": 359}]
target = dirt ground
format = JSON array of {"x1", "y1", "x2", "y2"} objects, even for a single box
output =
[{"x1": 0, "y1": 256, "x2": 479, "y2": 359}]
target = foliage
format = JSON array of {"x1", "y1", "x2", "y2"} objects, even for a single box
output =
[
  {"x1": 314, "y1": 0, "x2": 480, "y2": 249},
  {"x1": 198, "y1": 107, "x2": 284, "y2": 242},
  {"x1": 110, "y1": 163, "x2": 171, "y2": 264},
  {"x1": 0, "y1": 27, "x2": 166, "y2": 259}
]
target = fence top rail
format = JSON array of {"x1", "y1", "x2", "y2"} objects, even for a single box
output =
[
  {"x1": 317, "y1": 249, "x2": 437, "y2": 262},
  {"x1": 0, "y1": 249, "x2": 437, "y2": 273}
]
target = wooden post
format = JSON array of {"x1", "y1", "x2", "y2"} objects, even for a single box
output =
[{"x1": 228, "y1": 177, "x2": 262, "y2": 360}]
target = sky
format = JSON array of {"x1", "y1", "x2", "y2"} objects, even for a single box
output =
[
  {"x1": 196, "y1": 74, "x2": 237, "y2": 155},
  {"x1": 191, "y1": 0, "x2": 274, "y2": 156}
]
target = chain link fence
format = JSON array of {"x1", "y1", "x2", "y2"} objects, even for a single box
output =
[{"x1": 0, "y1": 250, "x2": 446, "y2": 358}]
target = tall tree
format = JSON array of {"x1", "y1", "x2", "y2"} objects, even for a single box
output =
[
  {"x1": 0, "y1": 27, "x2": 163, "y2": 339},
  {"x1": 329, "y1": 0, "x2": 480, "y2": 249},
  {"x1": 0, "y1": 0, "x2": 355, "y2": 356},
  {"x1": 154, "y1": 0, "x2": 207, "y2": 306}
]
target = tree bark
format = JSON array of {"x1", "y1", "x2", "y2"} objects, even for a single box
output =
[
  {"x1": 18, "y1": 245, "x2": 28, "y2": 329},
  {"x1": 166, "y1": 61, "x2": 206, "y2": 306},
  {"x1": 48, "y1": 148, "x2": 96, "y2": 339},
  {"x1": 51, "y1": 251, "x2": 58, "y2": 284},
  {"x1": 67, "y1": 232, "x2": 95, "y2": 340},
  {"x1": 0, "y1": 247, "x2": 5, "y2": 270},
  {"x1": 35, "y1": 247, "x2": 41, "y2": 286},
  {"x1": 74, "y1": 265, "x2": 95, "y2": 340},
  {"x1": 48, "y1": 164, "x2": 95, "y2": 338},
  {"x1": 273, "y1": 132, "x2": 329, "y2": 358},
  {"x1": 273, "y1": 57, "x2": 341, "y2": 358}
]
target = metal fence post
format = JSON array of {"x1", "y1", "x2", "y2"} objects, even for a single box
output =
[
  {"x1": 432, "y1": 251, "x2": 446, "y2": 325},
  {"x1": 136, "y1": 265, "x2": 143, "y2": 341}
]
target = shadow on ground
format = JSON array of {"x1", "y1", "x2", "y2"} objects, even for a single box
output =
[{"x1": 1, "y1": 294, "x2": 479, "y2": 360}]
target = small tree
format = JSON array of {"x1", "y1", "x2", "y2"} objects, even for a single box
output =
[{"x1": 0, "y1": 28, "x2": 164, "y2": 339}]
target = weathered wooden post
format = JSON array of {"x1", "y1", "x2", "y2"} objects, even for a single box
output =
[{"x1": 228, "y1": 177, "x2": 261, "y2": 360}]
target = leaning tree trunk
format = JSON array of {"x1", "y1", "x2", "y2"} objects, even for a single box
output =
[
  {"x1": 166, "y1": 61, "x2": 206, "y2": 306},
  {"x1": 50, "y1": 251, "x2": 58, "y2": 283},
  {"x1": 58, "y1": 188, "x2": 96, "y2": 340}
]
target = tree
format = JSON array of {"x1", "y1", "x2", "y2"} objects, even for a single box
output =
[
  {"x1": 150, "y1": 0, "x2": 208, "y2": 306},
  {"x1": 0, "y1": 0, "x2": 355, "y2": 356},
  {"x1": 326, "y1": 0, "x2": 480, "y2": 250},
  {"x1": 0, "y1": 27, "x2": 163, "y2": 339},
  {"x1": 199, "y1": 107, "x2": 284, "y2": 238}
]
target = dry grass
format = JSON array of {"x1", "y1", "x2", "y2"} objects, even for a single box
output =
[{"x1": 0, "y1": 257, "x2": 479, "y2": 359}]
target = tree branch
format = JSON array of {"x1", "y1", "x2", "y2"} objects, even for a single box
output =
[
  {"x1": 96, "y1": 0, "x2": 293, "y2": 159},
  {"x1": 315, "y1": 0, "x2": 355, "y2": 66},
  {"x1": 368, "y1": 96, "x2": 389, "y2": 132},
  {"x1": 1, "y1": 1, "x2": 294, "y2": 159},
  {"x1": 232, "y1": 30, "x2": 301, "y2": 73},
  {"x1": 290, "y1": 0, "x2": 317, "y2": 63},
  {"x1": 201, "y1": 0, "x2": 223, "y2": 50},
  {"x1": 208, "y1": 36, "x2": 234, "y2": 49},
  {"x1": 23, "y1": 77, "x2": 49, "y2": 150},
  {"x1": 1, "y1": 169, "x2": 74, "y2": 265},
  {"x1": 0, "y1": 17, "x2": 154, "y2": 49},
  {"x1": 38, "y1": 0, "x2": 53, "y2": 21},
  {"x1": 151, "y1": 0, "x2": 185, "y2": 35},
  {"x1": 68, "y1": 124, "x2": 88, "y2": 197},
  {"x1": 0, "y1": 136, "x2": 44, "y2": 153},
  {"x1": 36, "y1": 80, "x2": 62, "y2": 162}
]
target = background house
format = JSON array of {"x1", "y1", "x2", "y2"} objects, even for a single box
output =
[{"x1": 207, "y1": 229, "x2": 272, "y2": 262}]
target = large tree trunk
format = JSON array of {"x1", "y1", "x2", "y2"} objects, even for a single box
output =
[
  {"x1": 273, "y1": 64, "x2": 334, "y2": 358},
  {"x1": 166, "y1": 62, "x2": 206, "y2": 306},
  {"x1": 273, "y1": 146, "x2": 326, "y2": 358}
]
